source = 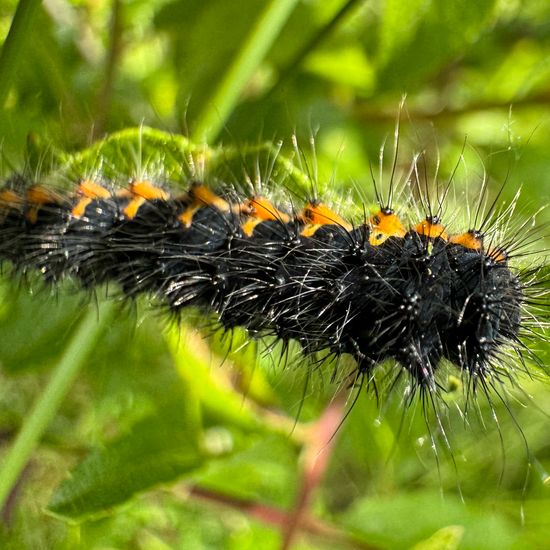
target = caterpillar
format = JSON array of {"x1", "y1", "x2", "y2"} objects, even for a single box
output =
[{"x1": 0, "y1": 129, "x2": 545, "y2": 403}]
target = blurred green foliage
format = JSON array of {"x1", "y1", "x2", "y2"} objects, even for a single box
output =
[{"x1": 0, "y1": 0, "x2": 550, "y2": 548}]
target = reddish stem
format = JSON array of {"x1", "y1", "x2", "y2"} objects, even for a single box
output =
[{"x1": 280, "y1": 393, "x2": 347, "y2": 550}]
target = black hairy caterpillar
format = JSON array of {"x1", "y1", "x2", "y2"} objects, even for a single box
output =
[{"x1": 0, "y1": 129, "x2": 546, "y2": 401}]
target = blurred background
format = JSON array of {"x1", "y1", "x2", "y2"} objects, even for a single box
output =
[{"x1": 0, "y1": 0, "x2": 550, "y2": 548}]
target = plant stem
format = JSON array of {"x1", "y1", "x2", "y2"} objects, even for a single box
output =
[
  {"x1": 0, "y1": 301, "x2": 117, "y2": 510},
  {"x1": 93, "y1": 0, "x2": 124, "y2": 138},
  {"x1": 267, "y1": 0, "x2": 363, "y2": 99},
  {"x1": 191, "y1": 0, "x2": 299, "y2": 143},
  {"x1": 0, "y1": 0, "x2": 42, "y2": 109}
]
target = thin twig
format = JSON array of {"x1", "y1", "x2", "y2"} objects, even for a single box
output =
[
  {"x1": 267, "y1": 0, "x2": 364, "y2": 99},
  {"x1": 93, "y1": 0, "x2": 124, "y2": 138},
  {"x1": 354, "y1": 90, "x2": 550, "y2": 124},
  {"x1": 281, "y1": 393, "x2": 347, "y2": 550},
  {"x1": 187, "y1": 486, "x2": 379, "y2": 550}
]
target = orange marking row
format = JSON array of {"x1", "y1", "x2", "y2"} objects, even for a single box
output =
[
  {"x1": 0, "y1": 180, "x2": 510, "y2": 263},
  {"x1": 412, "y1": 217, "x2": 505, "y2": 262},
  {"x1": 0, "y1": 188, "x2": 53, "y2": 223},
  {"x1": 362, "y1": 208, "x2": 505, "y2": 261}
]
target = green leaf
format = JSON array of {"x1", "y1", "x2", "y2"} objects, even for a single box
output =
[
  {"x1": 412, "y1": 525, "x2": 464, "y2": 550},
  {"x1": 59, "y1": 126, "x2": 196, "y2": 186},
  {"x1": 48, "y1": 396, "x2": 204, "y2": 522},
  {"x1": 194, "y1": 433, "x2": 299, "y2": 506},
  {"x1": 165, "y1": 325, "x2": 274, "y2": 434},
  {"x1": 44, "y1": 126, "x2": 315, "y2": 200},
  {"x1": 340, "y1": 491, "x2": 519, "y2": 550},
  {"x1": 0, "y1": 280, "x2": 85, "y2": 372},
  {"x1": 304, "y1": 46, "x2": 374, "y2": 93}
]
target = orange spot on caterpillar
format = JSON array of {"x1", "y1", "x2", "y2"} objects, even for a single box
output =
[
  {"x1": 26, "y1": 185, "x2": 58, "y2": 205},
  {"x1": 489, "y1": 247, "x2": 508, "y2": 264},
  {"x1": 72, "y1": 180, "x2": 112, "y2": 218},
  {"x1": 129, "y1": 180, "x2": 169, "y2": 201},
  {"x1": 122, "y1": 181, "x2": 169, "y2": 219},
  {"x1": 245, "y1": 196, "x2": 289, "y2": 222},
  {"x1": 178, "y1": 185, "x2": 230, "y2": 227},
  {"x1": 123, "y1": 197, "x2": 146, "y2": 220},
  {"x1": 26, "y1": 186, "x2": 60, "y2": 223},
  {"x1": 71, "y1": 197, "x2": 93, "y2": 218},
  {"x1": 449, "y1": 230, "x2": 483, "y2": 251},
  {"x1": 414, "y1": 217, "x2": 448, "y2": 240},
  {"x1": 368, "y1": 209, "x2": 406, "y2": 246},
  {"x1": 300, "y1": 224, "x2": 322, "y2": 237},
  {"x1": 449, "y1": 230, "x2": 506, "y2": 262},
  {"x1": 178, "y1": 206, "x2": 198, "y2": 228},
  {"x1": 300, "y1": 202, "x2": 352, "y2": 228},
  {"x1": 0, "y1": 189, "x2": 24, "y2": 211},
  {"x1": 299, "y1": 201, "x2": 352, "y2": 237},
  {"x1": 240, "y1": 219, "x2": 261, "y2": 236},
  {"x1": 78, "y1": 180, "x2": 111, "y2": 199},
  {"x1": 241, "y1": 196, "x2": 290, "y2": 236},
  {"x1": 190, "y1": 185, "x2": 230, "y2": 211}
]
